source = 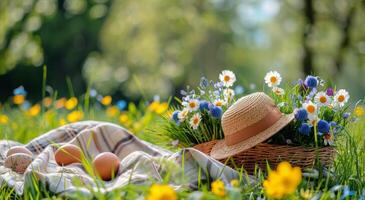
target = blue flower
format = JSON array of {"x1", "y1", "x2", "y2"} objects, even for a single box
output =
[
  {"x1": 20, "y1": 101, "x2": 31, "y2": 110},
  {"x1": 295, "y1": 109, "x2": 308, "y2": 121},
  {"x1": 329, "y1": 121, "x2": 337, "y2": 127},
  {"x1": 89, "y1": 89, "x2": 98, "y2": 97},
  {"x1": 304, "y1": 76, "x2": 318, "y2": 88},
  {"x1": 116, "y1": 100, "x2": 127, "y2": 110},
  {"x1": 318, "y1": 120, "x2": 330, "y2": 134},
  {"x1": 340, "y1": 186, "x2": 355, "y2": 200},
  {"x1": 298, "y1": 123, "x2": 311, "y2": 136},
  {"x1": 343, "y1": 112, "x2": 350, "y2": 119},
  {"x1": 234, "y1": 85, "x2": 245, "y2": 95},
  {"x1": 210, "y1": 106, "x2": 222, "y2": 118},
  {"x1": 172, "y1": 111, "x2": 180, "y2": 123},
  {"x1": 199, "y1": 100, "x2": 209, "y2": 111},
  {"x1": 200, "y1": 77, "x2": 209, "y2": 88},
  {"x1": 13, "y1": 86, "x2": 27, "y2": 96}
]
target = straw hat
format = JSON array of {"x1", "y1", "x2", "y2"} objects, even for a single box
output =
[{"x1": 210, "y1": 92, "x2": 294, "y2": 160}]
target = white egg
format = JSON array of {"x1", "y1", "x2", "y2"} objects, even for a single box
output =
[{"x1": 4, "y1": 153, "x2": 33, "y2": 174}]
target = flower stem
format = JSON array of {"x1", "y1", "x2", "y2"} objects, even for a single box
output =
[{"x1": 313, "y1": 124, "x2": 322, "y2": 178}]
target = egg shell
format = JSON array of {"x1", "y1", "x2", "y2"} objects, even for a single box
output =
[
  {"x1": 6, "y1": 146, "x2": 33, "y2": 157},
  {"x1": 4, "y1": 153, "x2": 33, "y2": 174},
  {"x1": 55, "y1": 144, "x2": 82, "y2": 166},
  {"x1": 92, "y1": 152, "x2": 120, "y2": 181}
]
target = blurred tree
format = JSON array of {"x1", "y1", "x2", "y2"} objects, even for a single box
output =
[
  {"x1": 0, "y1": 0, "x2": 364, "y2": 101},
  {"x1": 83, "y1": 0, "x2": 243, "y2": 99},
  {"x1": 0, "y1": 0, "x2": 111, "y2": 100}
]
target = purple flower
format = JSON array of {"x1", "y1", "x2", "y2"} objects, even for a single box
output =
[
  {"x1": 210, "y1": 106, "x2": 223, "y2": 118},
  {"x1": 318, "y1": 120, "x2": 330, "y2": 134},
  {"x1": 326, "y1": 88, "x2": 334, "y2": 96},
  {"x1": 304, "y1": 76, "x2": 318, "y2": 88},
  {"x1": 298, "y1": 123, "x2": 311, "y2": 136}
]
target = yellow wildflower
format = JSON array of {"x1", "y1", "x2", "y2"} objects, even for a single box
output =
[
  {"x1": 42, "y1": 97, "x2": 53, "y2": 107},
  {"x1": 67, "y1": 111, "x2": 84, "y2": 122},
  {"x1": 106, "y1": 106, "x2": 120, "y2": 117},
  {"x1": 0, "y1": 114, "x2": 9, "y2": 124},
  {"x1": 148, "y1": 101, "x2": 160, "y2": 112},
  {"x1": 27, "y1": 104, "x2": 41, "y2": 117},
  {"x1": 55, "y1": 98, "x2": 67, "y2": 109},
  {"x1": 59, "y1": 118, "x2": 67, "y2": 126},
  {"x1": 13, "y1": 95, "x2": 25, "y2": 105},
  {"x1": 211, "y1": 180, "x2": 226, "y2": 197},
  {"x1": 354, "y1": 105, "x2": 364, "y2": 117},
  {"x1": 119, "y1": 113, "x2": 130, "y2": 124},
  {"x1": 147, "y1": 184, "x2": 177, "y2": 200},
  {"x1": 65, "y1": 97, "x2": 78, "y2": 110},
  {"x1": 230, "y1": 179, "x2": 240, "y2": 187},
  {"x1": 101, "y1": 96, "x2": 112, "y2": 106},
  {"x1": 263, "y1": 161, "x2": 302, "y2": 199},
  {"x1": 300, "y1": 189, "x2": 313, "y2": 199},
  {"x1": 155, "y1": 102, "x2": 169, "y2": 114}
]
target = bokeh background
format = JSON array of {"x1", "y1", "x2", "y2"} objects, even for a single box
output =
[{"x1": 1, "y1": 0, "x2": 364, "y2": 102}]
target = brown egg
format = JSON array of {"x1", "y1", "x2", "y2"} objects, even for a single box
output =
[
  {"x1": 6, "y1": 146, "x2": 33, "y2": 157},
  {"x1": 4, "y1": 153, "x2": 33, "y2": 174},
  {"x1": 55, "y1": 144, "x2": 82, "y2": 166},
  {"x1": 92, "y1": 152, "x2": 120, "y2": 181}
]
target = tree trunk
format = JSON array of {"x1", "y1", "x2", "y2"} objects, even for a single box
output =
[
  {"x1": 302, "y1": 0, "x2": 315, "y2": 75},
  {"x1": 334, "y1": 3, "x2": 356, "y2": 73}
]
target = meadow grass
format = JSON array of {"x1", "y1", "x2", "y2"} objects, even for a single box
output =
[{"x1": 0, "y1": 102, "x2": 364, "y2": 199}]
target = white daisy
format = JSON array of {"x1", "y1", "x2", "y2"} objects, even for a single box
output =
[
  {"x1": 224, "y1": 88, "x2": 235, "y2": 102},
  {"x1": 214, "y1": 99, "x2": 226, "y2": 107},
  {"x1": 272, "y1": 87, "x2": 285, "y2": 96},
  {"x1": 264, "y1": 71, "x2": 282, "y2": 87},
  {"x1": 186, "y1": 99, "x2": 200, "y2": 112},
  {"x1": 334, "y1": 89, "x2": 349, "y2": 107},
  {"x1": 189, "y1": 113, "x2": 201, "y2": 130},
  {"x1": 302, "y1": 101, "x2": 317, "y2": 116},
  {"x1": 314, "y1": 91, "x2": 331, "y2": 106},
  {"x1": 219, "y1": 70, "x2": 236, "y2": 87},
  {"x1": 178, "y1": 109, "x2": 189, "y2": 122},
  {"x1": 323, "y1": 134, "x2": 334, "y2": 146},
  {"x1": 308, "y1": 114, "x2": 318, "y2": 126}
]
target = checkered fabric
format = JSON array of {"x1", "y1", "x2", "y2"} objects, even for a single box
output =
[{"x1": 0, "y1": 121, "x2": 241, "y2": 197}]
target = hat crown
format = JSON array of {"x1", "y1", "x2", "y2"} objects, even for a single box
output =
[{"x1": 222, "y1": 92, "x2": 276, "y2": 136}]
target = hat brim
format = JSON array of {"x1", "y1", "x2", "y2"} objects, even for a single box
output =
[{"x1": 210, "y1": 113, "x2": 294, "y2": 160}]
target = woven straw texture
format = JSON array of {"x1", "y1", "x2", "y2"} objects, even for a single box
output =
[
  {"x1": 211, "y1": 92, "x2": 295, "y2": 159},
  {"x1": 222, "y1": 92, "x2": 275, "y2": 135},
  {"x1": 194, "y1": 140, "x2": 335, "y2": 174}
]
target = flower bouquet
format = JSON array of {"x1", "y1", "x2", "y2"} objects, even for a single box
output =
[
  {"x1": 162, "y1": 70, "x2": 240, "y2": 146},
  {"x1": 162, "y1": 69, "x2": 363, "y2": 172}
]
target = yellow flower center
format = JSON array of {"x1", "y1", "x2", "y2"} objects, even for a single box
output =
[
  {"x1": 193, "y1": 118, "x2": 199, "y2": 124},
  {"x1": 338, "y1": 95, "x2": 345, "y2": 102},
  {"x1": 307, "y1": 105, "x2": 315, "y2": 113},
  {"x1": 215, "y1": 101, "x2": 222, "y2": 107},
  {"x1": 270, "y1": 76, "x2": 277, "y2": 83},
  {"x1": 189, "y1": 102, "x2": 196, "y2": 108},
  {"x1": 319, "y1": 96, "x2": 327, "y2": 103},
  {"x1": 224, "y1": 75, "x2": 230, "y2": 82}
]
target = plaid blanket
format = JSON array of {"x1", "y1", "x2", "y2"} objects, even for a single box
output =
[{"x1": 0, "y1": 121, "x2": 241, "y2": 197}]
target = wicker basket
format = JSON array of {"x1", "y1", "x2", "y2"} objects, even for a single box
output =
[{"x1": 194, "y1": 140, "x2": 335, "y2": 173}]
